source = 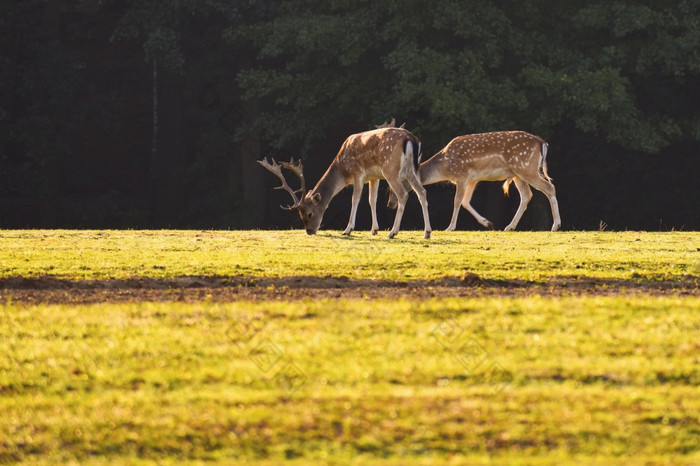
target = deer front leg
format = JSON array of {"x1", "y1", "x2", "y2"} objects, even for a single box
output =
[
  {"x1": 446, "y1": 182, "x2": 467, "y2": 231},
  {"x1": 406, "y1": 173, "x2": 432, "y2": 239},
  {"x1": 368, "y1": 179, "x2": 380, "y2": 235},
  {"x1": 462, "y1": 181, "x2": 495, "y2": 229},
  {"x1": 504, "y1": 177, "x2": 532, "y2": 231},
  {"x1": 343, "y1": 177, "x2": 364, "y2": 236}
]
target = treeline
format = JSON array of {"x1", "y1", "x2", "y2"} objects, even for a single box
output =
[{"x1": 1, "y1": 0, "x2": 698, "y2": 230}]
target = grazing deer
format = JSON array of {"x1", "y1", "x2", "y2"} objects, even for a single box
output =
[
  {"x1": 391, "y1": 131, "x2": 561, "y2": 231},
  {"x1": 258, "y1": 126, "x2": 432, "y2": 238}
]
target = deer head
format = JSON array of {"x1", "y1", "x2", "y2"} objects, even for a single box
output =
[{"x1": 257, "y1": 157, "x2": 323, "y2": 234}]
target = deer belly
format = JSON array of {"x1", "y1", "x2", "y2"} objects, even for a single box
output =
[
  {"x1": 467, "y1": 166, "x2": 512, "y2": 182},
  {"x1": 364, "y1": 166, "x2": 384, "y2": 180}
]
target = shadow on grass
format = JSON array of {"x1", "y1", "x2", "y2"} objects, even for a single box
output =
[{"x1": 1, "y1": 273, "x2": 697, "y2": 295}]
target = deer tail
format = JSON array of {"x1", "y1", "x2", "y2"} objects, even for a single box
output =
[
  {"x1": 389, "y1": 136, "x2": 422, "y2": 209},
  {"x1": 539, "y1": 142, "x2": 552, "y2": 182},
  {"x1": 502, "y1": 178, "x2": 513, "y2": 196},
  {"x1": 403, "y1": 138, "x2": 422, "y2": 170}
]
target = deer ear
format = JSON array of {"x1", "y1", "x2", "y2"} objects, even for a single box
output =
[{"x1": 311, "y1": 193, "x2": 322, "y2": 204}]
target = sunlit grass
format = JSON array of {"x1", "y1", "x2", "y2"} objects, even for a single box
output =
[
  {"x1": 0, "y1": 229, "x2": 697, "y2": 281},
  {"x1": 0, "y1": 297, "x2": 698, "y2": 464},
  {"x1": 0, "y1": 230, "x2": 698, "y2": 463}
]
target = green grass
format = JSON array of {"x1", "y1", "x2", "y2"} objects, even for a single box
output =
[
  {"x1": 1, "y1": 297, "x2": 698, "y2": 464},
  {"x1": 0, "y1": 229, "x2": 698, "y2": 281},
  {"x1": 0, "y1": 230, "x2": 698, "y2": 464}
]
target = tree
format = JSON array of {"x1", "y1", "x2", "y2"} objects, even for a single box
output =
[
  {"x1": 236, "y1": 0, "x2": 700, "y2": 230},
  {"x1": 0, "y1": 0, "x2": 121, "y2": 226},
  {"x1": 107, "y1": 0, "x2": 271, "y2": 227},
  {"x1": 0, "y1": 0, "x2": 697, "y2": 229}
]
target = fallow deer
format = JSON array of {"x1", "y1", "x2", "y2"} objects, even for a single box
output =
[
  {"x1": 392, "y1": 131, "x2": 561, "y2": 231},
  {"x1": 259, "y1": 126, "x2": 432, "y2": 238}
]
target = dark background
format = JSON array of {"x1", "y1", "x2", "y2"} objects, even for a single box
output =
[{"x1": 1, "y1": 0, "x2": 698, "y2": 231}]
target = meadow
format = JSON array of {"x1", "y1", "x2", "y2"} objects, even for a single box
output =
[
  {"x1": 0, "y1": 229, "x2": 697, "y2": 281},
  {"x1": 0, "y1": 230, "x2": 698, "y2": 464}
]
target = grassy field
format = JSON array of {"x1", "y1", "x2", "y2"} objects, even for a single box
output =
[
  {"x1": 0, "y1": 229, "x2": 697, "y2": 280},
  {"x1": 0, "y1": 230, "x2": 698, "y2": 464}
]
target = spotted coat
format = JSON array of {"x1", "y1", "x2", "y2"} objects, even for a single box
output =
[{"x1": 419, "y1": 131, "x2": 561, "y2": 232}]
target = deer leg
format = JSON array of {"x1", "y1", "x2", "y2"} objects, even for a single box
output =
[
  {"x1": 368, "y1": 179, "x2": 380, "y2": 235},
  {"x1": 527, "y1": 177, "x2": 561, "y2": 231},
  {"x1": 504, "y1": 177, "x2": 532, "y2": 231},
  {"x1": 385, "y1": 179, "x2": 409, "y2": 239},
  {"x1": 446, "y1": 181, "x2": 467, "y2": 231},
  {"x1": 461, "y1": 181, "x2": 495, "y2": 229},
  {"x1": 343, "y1": 177, "x2": 365, "y2": 236},
  {"x1": 406, "y1": 173, "x2": 432, "y2": 239}
]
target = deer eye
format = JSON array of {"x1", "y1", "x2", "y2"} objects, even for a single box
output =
[{"x1": 308, "y1": 212, "x2": 313, "y2": 218}]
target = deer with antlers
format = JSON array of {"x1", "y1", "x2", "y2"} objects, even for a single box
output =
[
  {"x1": 391, "y1": 131, "x2": 561, "y2": 231},
  {"x1": 258, "y1": 125, "x2": 432, "y2": 238}
]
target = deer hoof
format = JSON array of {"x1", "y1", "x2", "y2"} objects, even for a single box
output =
[
  {"x1": 387, "y1": 231, "x2": 397, "y2": 239},
  {"x1": 342, "y1": 229, "x2": 353, "y2": 236},
  {"x1": 486, "y1": 221, "x2": 496, "y2": 230},
  {"x1": 424, "y1": 230, "x2": 431, "y2": 239},
  {"x1": 371, "y1": 229, "x2": 378, "y2": 236}
]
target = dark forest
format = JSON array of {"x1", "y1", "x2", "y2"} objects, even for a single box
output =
[{"x1": 1, "y1": 0, "x2": 699, "y2": 231}]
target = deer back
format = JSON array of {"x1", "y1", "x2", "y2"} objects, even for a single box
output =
[
  {"x1": 421, "y1": 131, "x2": 547, "y2": 184},
  {"x1": 332, "y1": 127, "x2": 421, "y2": 183}
]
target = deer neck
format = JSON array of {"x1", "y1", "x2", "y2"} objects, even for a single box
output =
[
  {"x1": 419, "y1": 153, "x2": 446, "y2": 185},
  {"x1": 310, "y1": 162, "x2": 348, "y2": 208}
]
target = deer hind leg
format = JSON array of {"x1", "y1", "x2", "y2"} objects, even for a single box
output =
[
  {"x1": 461, "y1": 181, "x2": 495, "y2": 229},
  {"x1": 368, "y1": 179, "x2": 380, "y2": 235},
  {"x1": 525, "y1": 176, "x2": 561, "y2": 231},
  {"x1": 343, "y1": 177, "x2": 365, "y2": 236},
  {"x1": 385, "y1": 177, "x2": 409, "y2": 239},
  {"x1": 406, "y1": 172, "x2": 432, "y2": 239},
  {"x1": 446, "y1": 181, "x2": 467, "y2": 231},
  {"x1": 504, "y1": 177, "x2": 532, "y2": 231}
]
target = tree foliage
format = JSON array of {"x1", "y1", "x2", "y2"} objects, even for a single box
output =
[
  {"x1": 237, "y1": 0, "x2": 700, "y2": 153},
  {"x1": 0, "y1": 0, "x2": 698, "y2": 229}
]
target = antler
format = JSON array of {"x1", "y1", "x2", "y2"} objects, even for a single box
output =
[
  {"x1": 279, "y1": 158, "x2": 307, "y2": 198},
  {"x1": 375, "y1": 117, "x2": 406, "y2": 129},
  {"x1": 257, "y1": 157, "x2": 306, "y2": 210}
]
